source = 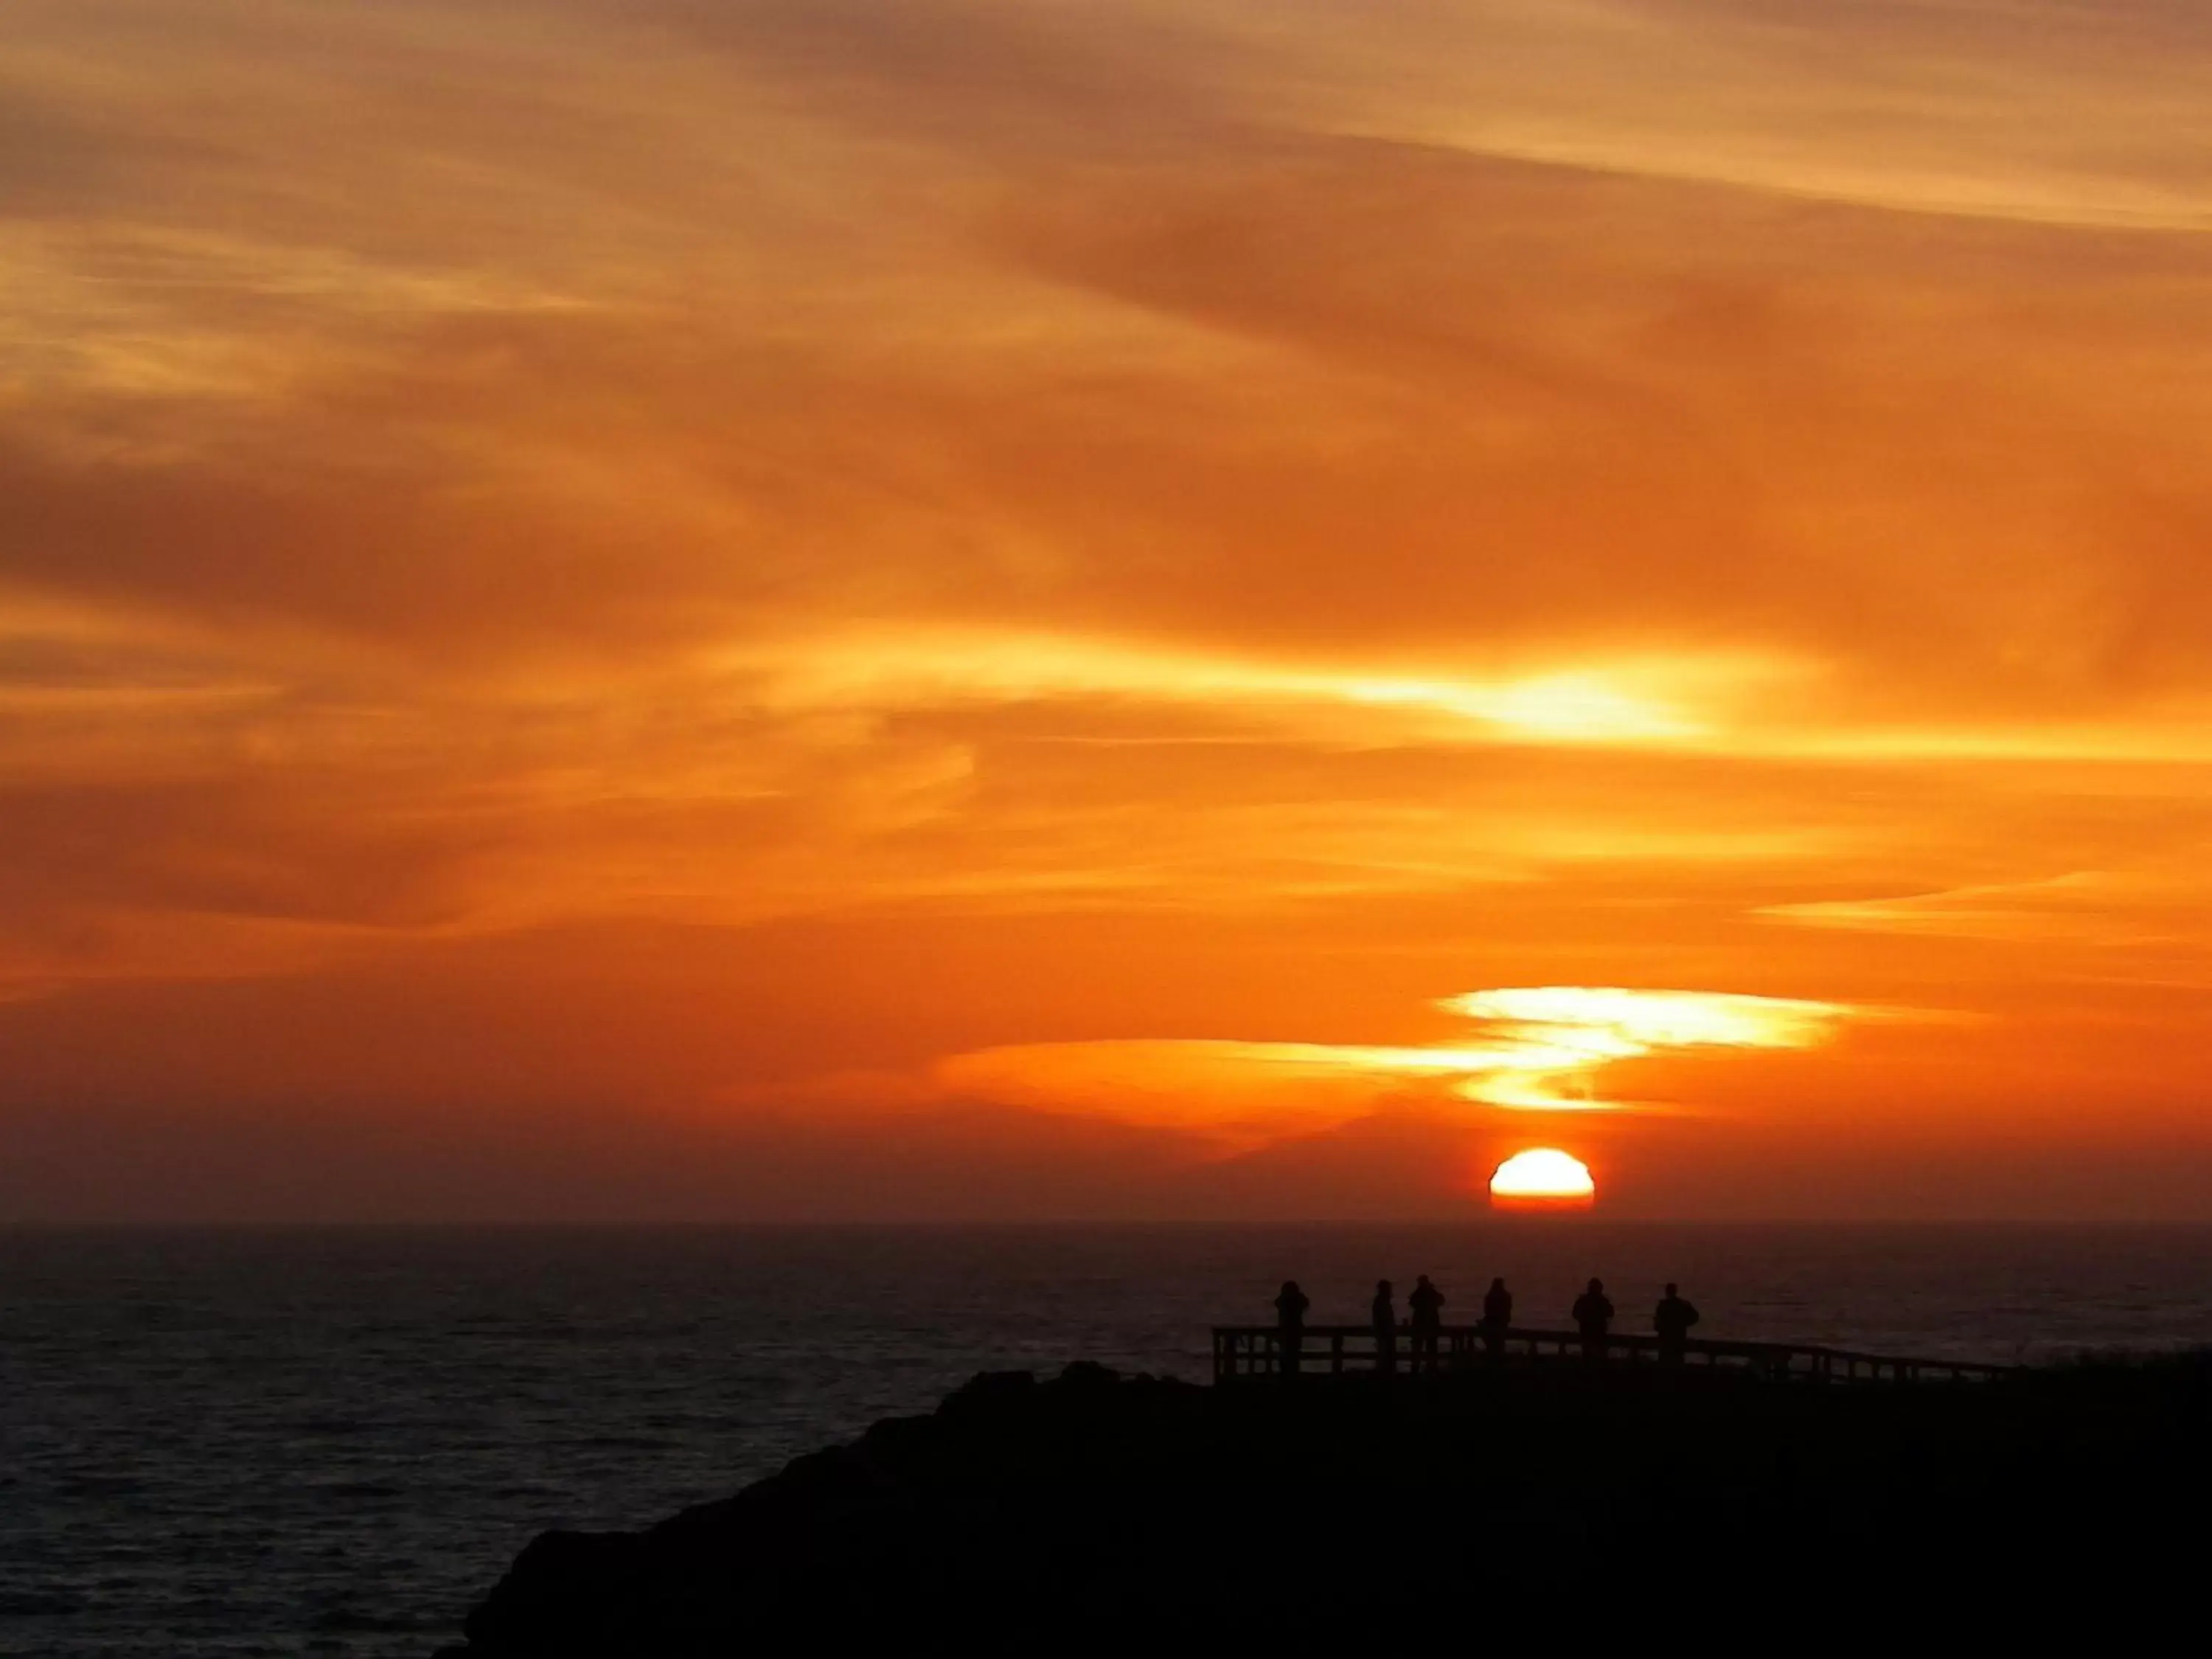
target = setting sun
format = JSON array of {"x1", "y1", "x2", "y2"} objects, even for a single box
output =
[{"x1": 1489, "y1": 1150, "x2": 1597, "y2": 1211}]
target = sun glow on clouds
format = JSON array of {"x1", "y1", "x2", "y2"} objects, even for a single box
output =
[
  {"x1": 909, "y1": 987, "x2": 1857, "y2": 1144},
  {"x1": 1419, "y1": 986, "x2": 1854, "y2": 1113},
  {"x1": 733, "y1": 633, "x2": 1763, "y2": 746}
]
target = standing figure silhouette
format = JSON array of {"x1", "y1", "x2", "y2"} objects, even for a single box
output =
[
  {"x1": 1275, "y1": 1280, "x2": 1311, "y2": 1379},
  {"x1": 1653, "y1": 1281, "x2": 1700, "y2": 1363},
  {"x1": 1371, "y1": 1279, "x2": 1397, "y2": 1375},
  {"x1": 1408, "y1": 1274, "x2": 1445, "y2": 1373},
  {"x1": 1481, "y1": 1276, "x2": 1514, "y2": 1360},
  {"x1": 1571, "y1": 1277, "x2": 1614, "y2": 1365}
]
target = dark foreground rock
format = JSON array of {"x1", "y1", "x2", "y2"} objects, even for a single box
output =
[{"x1": 442, "y1": 1355, "x2": 2211, "y2": 1654}]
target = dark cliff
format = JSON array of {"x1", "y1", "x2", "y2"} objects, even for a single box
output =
[{"x1": 442, "y1": 1355, "x2": 2210, "y2": 1655}]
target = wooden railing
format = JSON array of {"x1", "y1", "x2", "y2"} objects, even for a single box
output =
[{"x1": 1210, "y1": 1325, "x2": 2016, "y2": 1386}]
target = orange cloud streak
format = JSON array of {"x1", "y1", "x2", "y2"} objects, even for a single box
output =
[{"x1": 880, "y1": 987, "x2": 1863, "y2": 1147}]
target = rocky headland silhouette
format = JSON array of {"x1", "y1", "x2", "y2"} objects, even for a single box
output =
[{"x1": 435, "y1": 1349, "x2": 2207, "y2": 1653}]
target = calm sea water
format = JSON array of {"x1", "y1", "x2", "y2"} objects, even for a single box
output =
[{"x1": 4, "y1": 1223, "x2": 2210, "y2": 1657}]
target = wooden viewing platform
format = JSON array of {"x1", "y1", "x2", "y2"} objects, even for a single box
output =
[{"x1": 1211, "y1": 1325, "x2": 2017, "y2": 1386}]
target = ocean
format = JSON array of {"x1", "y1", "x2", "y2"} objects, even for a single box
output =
[{"x1": 5, "y1": 1222, "x2": 2210, "y2": 1657}]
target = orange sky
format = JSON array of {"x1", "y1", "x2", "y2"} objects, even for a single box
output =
[{"x1": 7, "y1": 1, "x2": 2212, "y2": 1220}]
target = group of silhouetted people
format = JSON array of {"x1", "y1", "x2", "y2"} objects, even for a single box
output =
[
  {"x1": 1363, "y1": 1274, "x2": 1455, "y2": 1373},
  {"x1": 1272, "y1": 1276, "x2": 1700, "y2": 1375}
]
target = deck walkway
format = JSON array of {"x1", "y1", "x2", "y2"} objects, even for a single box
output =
[{"x1": 1211, "y1": 1324, "x2": 2014, "y2": 1385}]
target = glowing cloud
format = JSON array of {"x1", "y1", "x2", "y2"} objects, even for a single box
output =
[
  {"x1": 729, "y1": 632, "x2": 1773, "y2": 748},
  {"x1": 1434, "y1": 987, "x2": 1852, "y2": 1107},
  {"x1": 894, "y1": 986, "x2": 1861, "y2": 1146},
  {"x1": 932, "y1": 1040, "x2": 1433, "y2": 1146}
]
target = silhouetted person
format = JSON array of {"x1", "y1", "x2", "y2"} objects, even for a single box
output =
[
  {"x1": 1275, "y1": 1280, "x2": 1310, "y2": 1378},
  {"x1": 1572, "y1": 1277, "x2": 1614, "y2": 1364},
  {"x1": 1408, "y1": 1274, "x2": 1445, "y2": 1373},
  {"x1": 1654, "y1": 1282, "x2": 1700, "y2": 1363},
  {"x1": 1371, "y1": 1279, "x2": 1397, "y2": 1375},
  {"x1": 1481, "y1": 1276, "x2": 1514, "y2": 1359}
]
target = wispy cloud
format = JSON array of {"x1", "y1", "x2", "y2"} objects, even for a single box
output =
[
  {"x1": 1433, "y1": 986, "x2": 1857, "y2": 1107},
  {"x1": 801, "y1": 986, "x2": 1867, "y2": 1147},
  {"x1": 726, "y1": 630, "x2": 1775, "y2": 746}
]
